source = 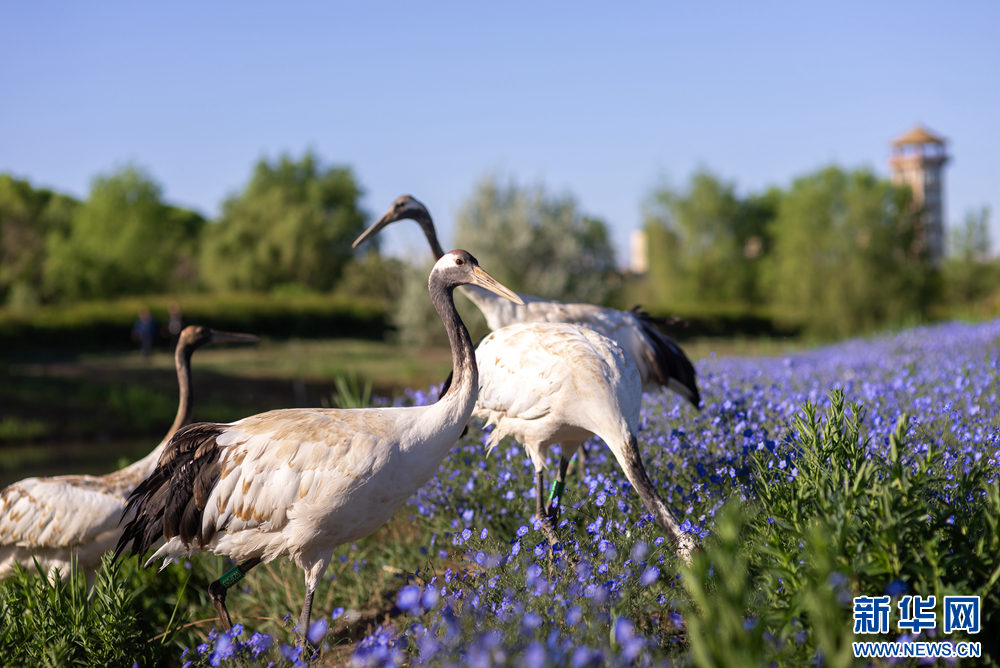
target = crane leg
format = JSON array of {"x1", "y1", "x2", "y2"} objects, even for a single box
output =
[
  {"x1": 544, "y1": 456, "x2": 571, "y2": 523},
  {"x1": 297, "y1": 585, "x2": 317, "y2": 647},
  {"x1": 208, "y1": 557, "x2": 261, "y2": 632},
  {"x1": 534, "y1": 470, "x2": 546, "y2": 522},
  {"x1": 575, "y1": 442, "x2": 588, "y2": 477}
]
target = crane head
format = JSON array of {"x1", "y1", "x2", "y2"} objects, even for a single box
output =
[
  {"x1": 432, "y1": 250, "x2": 524, "y2": 305},
  {"x1": 178, "y1": 325, "x2": 260, "y2": 352},
  {"x1": 353, "y1": 194, "x2": 433, "y2": 250}
]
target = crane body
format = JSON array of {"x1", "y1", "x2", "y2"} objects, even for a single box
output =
[
  {"x1": 115, "y1": 251, "x2": 524, "y2": 644},
  {"x1": 353, "y1": 195, "x2": 700, "y2": 404}
]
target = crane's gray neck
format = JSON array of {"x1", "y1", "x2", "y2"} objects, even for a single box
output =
[
  {"x1": 418, "y1": 216, "x2": 447, "y2": 260},
  {"x1": 429, "y1": 277, "x2": 475, "y2": 394},
  {"x1": 167, "y1": 343, "x2": 196, "y2": 439}
]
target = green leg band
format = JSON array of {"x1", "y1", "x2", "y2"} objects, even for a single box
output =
[
  {"x1": 548, "y1": 480, "x2": 566, "y2": 502},
  {"x1": 219, "y1": 564, "x2": 246, "y2": 589}
]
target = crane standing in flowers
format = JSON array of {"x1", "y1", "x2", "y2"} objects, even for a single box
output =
[
  {"x1": 0, "y1": 326, "x2": 258, "y2": 587},
  {"x1": 353, "y1": 195, "x2": 701, "y2": 405},
  {"x1": 470, "y1": 322, "x2": 695, "y2": 562},
  {"x1": 114, "y1": 251, "x2": 524, "y2": 645}
]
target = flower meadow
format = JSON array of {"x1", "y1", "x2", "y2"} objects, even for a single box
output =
[{"x1": 3, "y1": 320, "x2": 999, "y2": 667}]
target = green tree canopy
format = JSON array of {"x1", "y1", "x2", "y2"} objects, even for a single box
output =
[
  {"x1": 393, "y1": 176, "x2": 618, "y2": 346},
  {"x1": 43, "y1": 166, "x2": 203, "y2": 301},
  {"x1": 200, "y1": 152, "x2": 366, "y2": 293},
  {"x1": 761, "y1": 166, "x2": 931, "y2": 337},
  {"x1": 943, "y1": 206, "x2": 996, "y2": 307},
  {"x1": 643, "y1": 170, "x2": 778, "y2": 309},
  {"x1": 453, "y1": 175, "x2": 618, "y2": 304},
  {"x1": 0, "y1": 174, "x2": 78, "y2": 307}
]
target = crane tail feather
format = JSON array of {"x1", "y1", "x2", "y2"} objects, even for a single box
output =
[
  {"x1": 631, "y1": 307, "x2": 701, "y2": 408},
  {"x1": 114, "y1": 423, "x2": 225, "y2": 564}
]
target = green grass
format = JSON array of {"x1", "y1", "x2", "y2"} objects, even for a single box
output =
[{"x1": 1, "y1": 392, "x2": 997, "y2": 666}]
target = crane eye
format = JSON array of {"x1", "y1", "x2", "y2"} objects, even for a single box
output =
[{"x1": 455, "y1": 257, "x2": 464, "y2": 266}]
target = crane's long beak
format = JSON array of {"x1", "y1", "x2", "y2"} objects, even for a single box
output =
[
  {"x1": 208, "y1": 330, "x2": 260, "y2": 345},
  {"x1": 352, "y1": 208, "x2": 397, "y2": 249},
  {"x1": 470, "y1": 266, "x2": 525, "y2": 305}
]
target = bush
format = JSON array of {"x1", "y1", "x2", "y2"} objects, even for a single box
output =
[
  {"x1": 0, "y1": 292, "x2": 390, "y2": 352},
  {"x1": 681, "y1": 391, "x2": 1000, "y2": 667},
  {"x1": 0, "y1": 555, "x2": 167, "y2": 667}
]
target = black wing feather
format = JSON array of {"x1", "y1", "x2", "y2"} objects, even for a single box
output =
[
  {"x1": 630, "y1": 307, "x2": 701, "y2": 408},
  {"x1": 114, "y1": 422, "x2": 225, "y2": 564}
]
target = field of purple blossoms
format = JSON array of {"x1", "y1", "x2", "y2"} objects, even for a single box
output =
[
  {"x1": 339, "y1": 319, "x2": 998, "y2": 668},
  {"x1": 192, "y1": 320, "x2": 1000, "y2": 667},
  {"x1": 6, "y1": 320, "x2": 997, "y2": 668}
]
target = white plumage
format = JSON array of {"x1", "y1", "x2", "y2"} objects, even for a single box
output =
[
  {"x1": 114, "y1": 251, "x2": 524, "y2": 644},
  {"x1": 353, "y1": 195, "x2": 701, "y2": 404},
  {"x1": 472, "y1": 322, "x2": 695, "y2": 560},
  {"x1": 0, "y1": 326, "x2": 257, "y2": 587}
]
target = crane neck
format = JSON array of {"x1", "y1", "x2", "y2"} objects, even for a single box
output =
[
  {"x1": 166, "y1": 342, "x2": 196, "y2": 440},
  {"x1": 419, "y1": 217, "x2": 447, "y2": 260},
  {"x1": 429, "y1": 275, "x2": 476, "y2": 399}
]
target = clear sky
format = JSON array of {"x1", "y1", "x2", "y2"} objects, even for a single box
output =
[{"x1": 2, "y1": 1, "x2": 997, "y2": 265}]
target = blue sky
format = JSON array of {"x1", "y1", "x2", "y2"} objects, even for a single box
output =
[{"x1": 2, "y1": 2, "x2": 997, "y2": 264}]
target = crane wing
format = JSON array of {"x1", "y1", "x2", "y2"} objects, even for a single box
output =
[
  {"x1": 475, "y1": 325, "x2": 576, "y2": 424},
  {"x1": 0, "y1": 476, "x2": 124, "y2": 548},
  {"x1": 116, "y1": 408, "x2": 398, "y2": 561}
]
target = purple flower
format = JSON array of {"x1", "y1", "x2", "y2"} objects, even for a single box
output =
[
  {"x1": 565, "y1": 606, "x2": 583, "y2": 626},
  {"x1": 248, "y1": 632, "x2": 273, "y2": 656},
  {"x1": 396, "y1": 585, "x2": 421, "y2": 612},
  {"x1": 307, "y1": 618, "x2": 328, "y2": 645},
  {"x1": 639, "y1": 566, "x2": 660, "y2": 586},
  {"x1": 523, "y1": 641, "x2": 546, "y2": 668},
  {"x1": 422, "y1": 586, "x2": 440, "y2": 609},
  {"x1": 209, "y1": 633, "x2": 234, "y2": 666}
]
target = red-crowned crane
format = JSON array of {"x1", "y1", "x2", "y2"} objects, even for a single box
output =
[
  {"x1": 114, "y1": 251, "x2": 524, "y2": 645},
  {"x1": 0, "y1": 326, "x2": 258, "y2": 587},
  {"x1": 466, "y1": 322, "x2": 695, "y2": 561},
  {"x1": 353, "y1": 195, "x2": 700, "y2": 406}
]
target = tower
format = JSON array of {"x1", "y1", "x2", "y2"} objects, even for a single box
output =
[
  {"x1": 888, "y1": 125, "x2": 949, "y2": 264},
  {"x1": 629, "y1": 229, "x2": 648, "y2": 274}
]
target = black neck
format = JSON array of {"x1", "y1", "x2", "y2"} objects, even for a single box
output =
[
  {"x1": 429, "y1": 275, "x2": 475, "y2": 393},
  {"x1": 419, "y1": 216, "x2": 446, "y2": 260},
  {"x1": 167, "y1": 344, "x2": 195, "y2": 439}
]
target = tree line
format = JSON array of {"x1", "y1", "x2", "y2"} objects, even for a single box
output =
[
  {"x1": 0, "y1": 152, "x2": 995, "y2": 340},
  {"x1": 642, "y1": 168, "x2": 995, "y2": 337}
]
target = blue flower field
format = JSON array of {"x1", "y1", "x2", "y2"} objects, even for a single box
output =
[{"x1": 4, "y1": 320, "x2": 998, "y2": 667}]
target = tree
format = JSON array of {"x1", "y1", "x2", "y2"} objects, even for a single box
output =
[
  {"x1": 0, "y1": 174, "x2": 77, "y2": 307},
  {"x1": 643, "y1": 170, "x2": 778, "y2": 309},
  {"x1": 943, "y1": 206, "x2": 997, "y2": 306},
  {"x1": 761, "y1": 166, "x2": 931, "y2": 337},
  {"x1": 393, "y1": 176, "x2": 617, "y2": 346},
  {"x1": 452, "y1": 176, "x2": 618, "y2": 304},
  {"x1": 43, "y1": 166, "x2": 203, "y2": 301},
  {"x1": 200, "y1": 152, "x2": 366, "y2": 293}
]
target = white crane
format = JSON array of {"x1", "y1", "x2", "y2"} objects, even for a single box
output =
[
  {"x1": 0, "y1": 326, "x2": 258, "y2": 588},
  {"x1": 353, "y1": 195, "x2": 700, "y2": 406},
  {"x1": 114, "y1": 251, "x2": 523, "y2": 645},
  {"x1": 468, "y1": 322, "x2": 694, "y2": 561}
]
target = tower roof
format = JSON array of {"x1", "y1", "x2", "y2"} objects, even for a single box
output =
[{"x1": 892, "y1": 125, "x2": 946, "y2": 147}]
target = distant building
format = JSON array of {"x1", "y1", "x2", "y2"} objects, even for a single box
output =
[
  {"x1": 889, "y1": 125, "x2": 949, "y2": 264},
  {"x1": 630, "y1": 228, "x2": 649, "y2": 274}
]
